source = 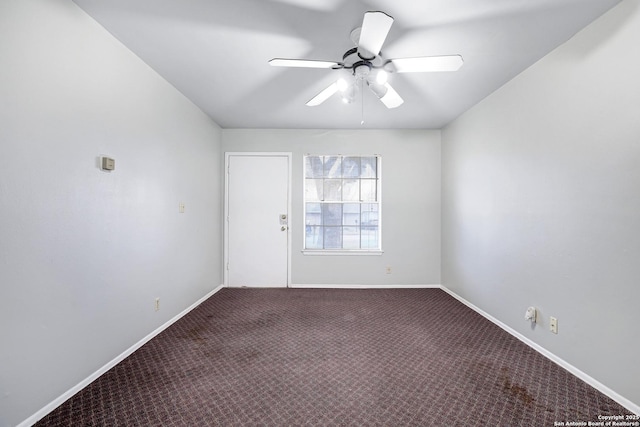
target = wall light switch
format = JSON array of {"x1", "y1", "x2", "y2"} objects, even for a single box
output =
[{"x1": 101, "y1": 157, "x2": 115, "y2": 171}]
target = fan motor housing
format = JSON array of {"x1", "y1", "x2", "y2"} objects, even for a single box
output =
[{"x1": 342, "y1": 47, "x2": 386, "y2": 74}]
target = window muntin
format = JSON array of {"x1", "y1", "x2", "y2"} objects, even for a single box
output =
[{"x1": 304, "y1": 155, "x2": 381, "y2": 251}]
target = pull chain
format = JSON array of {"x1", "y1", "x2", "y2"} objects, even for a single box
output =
[{"x1": 360, "y1": 78, "x2": 365, "y2": 125}]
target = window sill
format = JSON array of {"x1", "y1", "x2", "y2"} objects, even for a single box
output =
[{"x1": 301, "y1": 250, "x2": 384, "y2": 256}]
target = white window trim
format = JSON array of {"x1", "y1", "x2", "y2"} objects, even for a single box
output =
[
  {"x1": 301, "y1": 249, "x2": 384, "y2": 256},
  {"x1": 302, "y1": 154, "x2": 382, "y2": 254}
]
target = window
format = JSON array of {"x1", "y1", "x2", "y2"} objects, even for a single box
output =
[{"x1": 304, "y1": 155, "x2": 381, "y2": 252}]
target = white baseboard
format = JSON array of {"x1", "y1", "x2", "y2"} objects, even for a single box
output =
[
  {"x1": 20, "y1": 284, "x2": 225, "y2": 427},
  {"x1": 289, "y1": 283, "x2": 442, "y2": 289},
  {"x1": 439, "y1": 286, "x2": 640, "y2": 416}
]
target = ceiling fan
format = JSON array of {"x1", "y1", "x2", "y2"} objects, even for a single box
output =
[{"x1": 269, "y1": 11, "x2": 463, "y2": 109}]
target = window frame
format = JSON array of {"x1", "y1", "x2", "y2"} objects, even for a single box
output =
[{"x1": 302, "y1": 154, "x2": 383, "y2": 256}]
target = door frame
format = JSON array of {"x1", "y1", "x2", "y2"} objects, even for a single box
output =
[{"x1": 224, "y1": 152, "x2": 292, "y2": 287}]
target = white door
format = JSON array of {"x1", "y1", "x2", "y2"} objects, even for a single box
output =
[{"x1": 226, "y1": 154, "x2": 290, "y2": 287}]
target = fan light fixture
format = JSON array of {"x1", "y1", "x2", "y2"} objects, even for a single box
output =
[
  {"x1": 341, "y1": 82, "x2": 357, "y2": 104},
  {"x1": 367, "y1": 81, "x2": 403, "y2": 109},
  {"x1": 376, "y1": 70, "x2": 388, "y2": 85}
]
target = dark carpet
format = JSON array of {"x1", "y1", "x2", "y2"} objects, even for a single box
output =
[{"x1": 36, "y1": 288, "x2": 631, "y2": 426}]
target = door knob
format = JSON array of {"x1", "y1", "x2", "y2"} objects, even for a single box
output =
[{"x1": 281, "y1": 226, "x2": 287, "y2": 231}]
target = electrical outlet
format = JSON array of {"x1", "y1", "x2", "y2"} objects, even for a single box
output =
[
  {"x1": 155, "y1": 297, "x2": 160, "y2": 312},
  {"x1": 386, "y1": 266, "x2": 392, "y2": 274},
  {"x1": 550, "y1": 316, "x2": 558, "y2": 334}
]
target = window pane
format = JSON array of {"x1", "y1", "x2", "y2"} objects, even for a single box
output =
[
  {"x1": 361, "y1": 226, "x2": 378, "y2": 249},
  {"x1": 342, "y1": 157, "x2": 360, "y2": 178},
  {"x1": 343, "y1": 203, "x2": 360, "y2": 226},
  {"x1": 305, "y1": 179, "x2": 323, "y2": 201},
  {"x1": 361, "y1": 203, "x2": 378, "y2": 226},
  {"x1": 342, "y1": 179, "x2": 359, "y2": 201},
  {"x1": 361, "y1": 179, "x2": 377, "y2": 201},
  {"x1": 322, "y1": 203, "x2": 342, "y2": 226},
  {"x1": 306, "y1": 200, "x2": 323, "y2": 248},
  {"x1": 323, "y1": 179, "x2": 341, "y2": 201},
  {"x1": 360, "y1": 157, "x2": 377, "y2": 178},
  {"x1": 324, "y1": 227, "x2": 342, "y2": 249},
  {"x1": 343, "y1": 226, "x2": 360, "y2": 249},
  {"x1": 324, "y1": 156, "x2": 342, "y2": 178},
  {"x1": 305, "y1": 156, "x2": 324, "y2": 178},
  {"x1": 305, "y1": 203, "x2": 322, "y2": 225},
  {"x1": 305, "y1": 225, "x2": 323, "y2": 249}
]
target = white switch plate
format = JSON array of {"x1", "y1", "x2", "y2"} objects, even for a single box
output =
[
  {"x1": 155, "y1": 297, "x2": 160, "y2": 311},
  {"x1": 550, "y1": 316, "x2": 558, "y2": 334},
  {"x1": 179, "y1": 203, "x2": 185, "y2": 213}
]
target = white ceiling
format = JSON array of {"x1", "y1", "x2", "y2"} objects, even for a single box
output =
[{"x1": 73, "y1": 0, "x2": 620, "y2": 129}]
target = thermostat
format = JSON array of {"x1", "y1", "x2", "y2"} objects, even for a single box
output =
[{"x1": 101, "y1": 157, "x2": 115, "y2": 171}]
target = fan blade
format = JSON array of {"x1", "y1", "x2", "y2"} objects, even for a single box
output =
[
  {"x1": 368, "y1": 81, "x2": 403, "y2": 109},
  {"x1": 357, "y1": 11, "x2": 393, "y2": 58},
  {"x1": 306, "y1": 82, "x2": 339, "y2": 106},
  {"x1": 269, "y1": 58, "x2": 341, "y2": 69},
  {"x1": 389, "y1": 55, "x2": 464, "y2": 73}
]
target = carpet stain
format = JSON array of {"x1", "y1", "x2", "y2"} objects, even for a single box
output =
[
  {"x1": 243, "y1": 311, "x2": 281, "y2": 330},
  {"x1": 500, "y1": 367, "x2": 535, "y2": 406},
  {"x1": 186, "y1": 327, "x2": 207, "y2": 345}
]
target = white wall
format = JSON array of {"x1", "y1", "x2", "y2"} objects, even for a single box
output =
[
  {"x1": 442, "y1": 0, "x2": 640, "y2": 411},
  {"x1": 223, "y1": 129, "x2": 441, "y2": 286},
  {"x1": 0, "y1": 1, "x2": 223, "y2": 426}
]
